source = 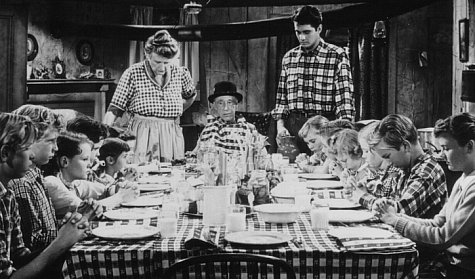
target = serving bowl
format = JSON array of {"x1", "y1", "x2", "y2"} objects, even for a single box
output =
[
  {"x1": 270, "y1": 182, "x2": 310, "y2": 204},
  {"x1": 253, "y1": 204, "x2": 304, "y2": 223}
]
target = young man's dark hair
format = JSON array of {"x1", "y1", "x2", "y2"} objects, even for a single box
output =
[{"x1": 291, "y1": 5, "x2": 323, "y2": 29}]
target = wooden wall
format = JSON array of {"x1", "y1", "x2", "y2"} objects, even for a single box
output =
[
  {"x1": 453, "y1": 0, "x2": 474, "y2": 115},
  {"x1": 388, "y1": 1, "x2": 452, "y2": 128},
  {"x1": 198, "y1": 5, "x2": 348, "y2": 113},
  {"x1": 0, "y1": 5, "x2": 27, "y2": 112},
  {"x1": 27, "y1": 2, "x2": 130, "y2": 82}
]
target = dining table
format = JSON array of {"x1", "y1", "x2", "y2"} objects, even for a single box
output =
[{"x1": 62, "y1": 189, "x2": 419, "y2": 279}]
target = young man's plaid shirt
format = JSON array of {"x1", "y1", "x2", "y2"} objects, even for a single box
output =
[{"x1": 272, "y1": 39, "x2": 355, "y2": 121}]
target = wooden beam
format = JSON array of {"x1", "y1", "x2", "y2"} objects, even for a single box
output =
[
  {"x1": 44, "y1": 0, "x2": 374, "y2": 9},
  {"x1": 53, "y1": 0, "x2": 447, "y2": 41}
]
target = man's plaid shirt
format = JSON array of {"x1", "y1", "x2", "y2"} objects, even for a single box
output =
[
  {"x1": 198, "y1": 115, "x2": 256, "y2": 154},
  {"x1": 272, "y1": 39, "x2": 355, "y2": 121}
]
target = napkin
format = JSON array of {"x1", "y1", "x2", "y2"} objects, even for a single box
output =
[
  {"x1": 330, "y1": 227, "x2": 415, "y2": 252},
  {"x1": 184, "y1": 227, "x2": 223, "y2": 251}
]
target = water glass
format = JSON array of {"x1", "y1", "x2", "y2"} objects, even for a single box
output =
[
  {"x1": 310, "y1": 200, "x2": 329, "y2": 231},
  {"x1": 158, "y1": 208, "x2": 179, "y2": 238},
  {"x1": 226, "y1": 204, "x2": 246, "y2": 232}
]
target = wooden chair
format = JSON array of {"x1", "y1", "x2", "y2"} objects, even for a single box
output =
[{"x1": 162, "y1": 253, "x2": 296, "y2": 279}]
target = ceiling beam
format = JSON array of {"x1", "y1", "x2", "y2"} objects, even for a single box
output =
[
  {"x1": 53, "y1": 0, "x2": 447, "y2": 41},
  {"x1": 44, "y1": 0, "x2": 374, "y2": 9}
]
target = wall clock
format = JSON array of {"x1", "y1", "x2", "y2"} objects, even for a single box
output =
[
  {"x1": 76, "y1": 40, "x2": 94, "y2": 65},
  {"x1": 27, "y1": 34, "x2": 39, "y2": 61}
]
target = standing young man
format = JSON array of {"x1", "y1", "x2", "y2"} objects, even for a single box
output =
[{"x1": 272, "y1": 5, "x2": 355, "y2": 154}]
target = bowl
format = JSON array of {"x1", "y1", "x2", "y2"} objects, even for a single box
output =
[
  {"x1": 270, "y1": 182, "x2": 310, "y2": 204},
  {"x1": 253, "y1": 204, "x2": 304, "y2": 223}
]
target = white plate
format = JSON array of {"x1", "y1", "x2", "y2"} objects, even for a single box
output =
[
  {"x1": 103, "y1": 208, "x2": 159, "y2": 220},
  {"x1": 328, "y1": 227, "x2": 394, "y2": 239},
  {"x1": 329, "y1": 210, "x2": 374, "y2": 223},
  {"x1": 137, "y1": 176, "x2": 170, "y2": 184},
  {"x1": 299, "y1": 173, "x2": 337, "y2": 180},
  {"x1": 137, "y1": 183, "x2": 171, "y2": 192},
  {"x1": 92, "y1": 225, "x2": 159, "y2": 240},
  {"x1": 306, "y1": 180, "x2": 343, "y2": 190},
  {"x1": 325, "y1": 199, "x2": 361, "y2": 209},
  {"x1": 225, "y1": 231, "x2": 292, "y2": 246},
  {"x1": 121, "y1": 196, "x2": 163, "y2": 207}
]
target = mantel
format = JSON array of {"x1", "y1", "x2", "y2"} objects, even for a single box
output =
[
  {"x1": 26, "y1": 79, "x2": 115, "y2": 122},
  {"x1": 27, "y1": 79, "x2": 115, "y2": 95}
]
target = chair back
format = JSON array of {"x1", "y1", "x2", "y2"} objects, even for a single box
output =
[{"x1": 162, "y1": 253, "x2": 296, "y2": 279}]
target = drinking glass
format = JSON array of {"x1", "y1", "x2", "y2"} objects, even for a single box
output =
[
  {"x1": 158, "y1": 208, "x2": 179, "y2": 238},
  {"x1": 310, "y1": 199, "x2": 329, "y2": 231},
  {"x1": 226, "y1": 204, "x2": 246, "y2": 232}
]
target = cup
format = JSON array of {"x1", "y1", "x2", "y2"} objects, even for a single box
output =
[
  {"x1": 202, "y1": 186, "x2": 232, "y2": 226},
  {"x1": 310, "y1": 199, "x2": 329, "y2": 231},
  {"x1": 226, "y1": 204, "x2": 246, "y2": 232},
  {"x1": 158, "y1": 209, "x2": 179, "y2": 238},
  {"x1": 281, "y1": 167, "x2": 299, "y2": 182}
]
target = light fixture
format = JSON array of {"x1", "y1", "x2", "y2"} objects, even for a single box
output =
[
  {"x1": 184, "y1": 1, "x2": 202, "y2": 15},
  {"x1": 373, "y1": 21, "x2": 387, "y2": 39}
]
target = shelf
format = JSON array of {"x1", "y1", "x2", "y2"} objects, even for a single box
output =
[{"x1": 27, "y1": 79, "x2": 115, "y2": 95}]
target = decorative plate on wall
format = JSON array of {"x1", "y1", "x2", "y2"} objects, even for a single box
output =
[
  {"x1": 76, "y1": 40, "x2": 94, "y2": 65},
  {"x1": 27, "y1": 34, "x2": 39, "y2": 61}
]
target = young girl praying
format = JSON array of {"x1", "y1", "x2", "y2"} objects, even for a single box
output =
[{"x1": 331, "y1": 129, "x2": 369, "y2": 195}]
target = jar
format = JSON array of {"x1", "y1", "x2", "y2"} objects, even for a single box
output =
[{"x1": 248, "y1": 170, "x2": 271, "y2": 205}]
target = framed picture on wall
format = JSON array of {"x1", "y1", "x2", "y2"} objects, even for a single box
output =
[{"x1": 459, "y1": 19, "x2": 469, "y2": 62}]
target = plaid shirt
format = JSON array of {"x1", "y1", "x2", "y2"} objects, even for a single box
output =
[
  {"x1": 396, "y1": 153, "x2": 447, "y2": 218},
  {"x1": 198, "y1": 116, "x2": 256, "y2": 154},
  {"x1": 0, "y1": 182, "x2": 29, "y2": 277},
  {"x1": 109, "y1": 61, "x2": 196, "y2": 118},
  {"x1": 8, "y1": 167, "x2": 58, "y2": 251},
  {"x1": 359, "y1": 164, "x2": 404, "y2": 210},
  {"x1": 272, "y1": 40, "x2": 355, "y2": 121}
]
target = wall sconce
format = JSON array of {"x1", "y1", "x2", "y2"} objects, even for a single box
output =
[
  {"x1": 373, "y1": 21, "x2": 387, "y2": 39},
  {"x1": 418, "y1": 51, "x2": 428, "y2": 68},
  {"x1": 184, "y1": 1, "x2": 202, "y2": 15}
]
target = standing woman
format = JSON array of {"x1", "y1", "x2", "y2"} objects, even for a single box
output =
[{"x1": 104, "y1": 30, "x2": 196, "y2": 163}]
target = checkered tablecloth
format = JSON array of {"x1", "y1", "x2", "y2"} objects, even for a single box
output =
[{"x1": 62, "y1": 209, "x2": 418, "y2": 279}]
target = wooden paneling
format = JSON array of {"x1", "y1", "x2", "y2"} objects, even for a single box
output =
[
  {"x1": 388, "y1": 1, "x2": 452, "y2": 128},
  {"x1": 0, "y1": 5, "x2": 27, "y2": 112},
  {"x1": 247, "y1": 7, "x2": 270, "y2": 112}
]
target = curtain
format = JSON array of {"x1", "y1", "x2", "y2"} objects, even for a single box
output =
[
  {"x1": 349, "y1": 22, "x2": 389, "y2": 120},
  {"x1": 129, "y1": 6, "x2": 153, "y2": 66},
  {"x1": 179, "y1": 9, "x2": 200, "y2": 100}
]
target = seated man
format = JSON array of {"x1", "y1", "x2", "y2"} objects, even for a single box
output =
[
  {"x1": 196, "y1": 81, "x2": 265, "y2": 156},
  {"x1": 371, "y1": 114, "x2": 447, "y2": 218}
]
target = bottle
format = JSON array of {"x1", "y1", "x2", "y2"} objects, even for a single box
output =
[{"x1": 248, "y1": 170, "x2": 270, "y2": 205}]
